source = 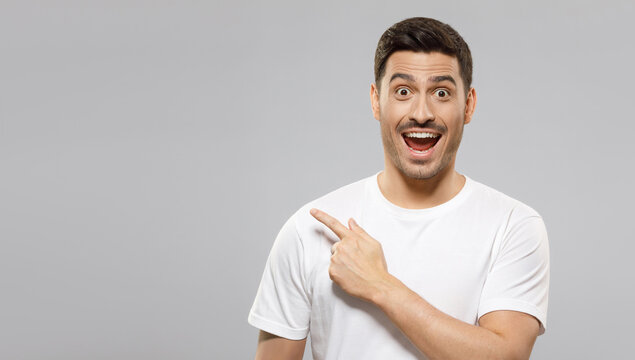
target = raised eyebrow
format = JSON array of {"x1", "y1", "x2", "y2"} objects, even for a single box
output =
[
  {"x1": 428, "y1": 75, "x2": 456, "y2": 86},
  {"x1": 389, "y1": 73, "x2": 416, "y2": 84}
]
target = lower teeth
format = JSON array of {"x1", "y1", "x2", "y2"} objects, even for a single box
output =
[{"x1": 409, "y1": 146, "x2": 431, "y2": 154}]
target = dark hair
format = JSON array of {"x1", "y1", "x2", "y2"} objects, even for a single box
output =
[{"x1": 374, "y1": 17, "x2": 473, "y2": 95}]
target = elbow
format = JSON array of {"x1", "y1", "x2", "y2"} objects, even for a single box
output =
[{"x1": 502, "y1": 346, "x2": 531, "y2": 360}]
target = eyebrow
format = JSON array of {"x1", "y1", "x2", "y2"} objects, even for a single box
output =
[
  {"x1": 389, "y1": 73, "x2": 416, "y2": 83},
  {"x1": 388, "y1": 73, "x2": 457, "y2": 86},
  {"x1": 428, "y1": 75, "x2": 456, "y2": 86}
]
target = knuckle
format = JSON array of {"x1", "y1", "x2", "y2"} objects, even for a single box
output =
[{"x1": 328, "y1": 266, "x2": 336, "y2": 280}]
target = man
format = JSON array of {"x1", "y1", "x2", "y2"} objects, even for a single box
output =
[{"x1": 248, "y1": 17, "x2": 549, "y2": 360}]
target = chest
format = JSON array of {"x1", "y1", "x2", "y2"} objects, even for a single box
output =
[{"x1": 307, "y1": 214, "x2": 499, "y2": 320}]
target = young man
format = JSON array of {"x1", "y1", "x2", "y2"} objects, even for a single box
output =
[{"x1": 248, "y1": 17, "x2": 550, "y2": 360}]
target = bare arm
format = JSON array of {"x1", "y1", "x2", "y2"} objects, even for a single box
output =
[
  {"x1": 374, "y1": 275, "x2": 539, "y2": 360},
  {"x1": 255, "y1": 331, "x2": 306, "y2": 360}
]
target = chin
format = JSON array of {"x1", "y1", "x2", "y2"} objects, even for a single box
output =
[{"x1": 397, "y1": 163, "x2": 443, "y2": 180}]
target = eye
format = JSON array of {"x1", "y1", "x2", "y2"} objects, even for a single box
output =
[
  {"x1": 395, "y1": 87, "x2": 412, "y2": 97},
  {"x1": 434, "y1": 89, "x2": 449, "y2": 98}
]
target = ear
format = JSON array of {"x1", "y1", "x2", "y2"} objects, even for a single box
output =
[
  {"x1": 370, "y1": 83, "x2": 380, "y2": 121},
  {"x1": 464, "y1": 87, "x2": 477, "y2": 125}
]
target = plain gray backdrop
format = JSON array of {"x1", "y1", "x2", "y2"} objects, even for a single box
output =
[{"x1": 2, "y1": 0, "x2": 634, "y2": 359}]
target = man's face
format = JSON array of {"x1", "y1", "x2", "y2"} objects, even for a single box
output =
[{"x1": 370, "y1": 51, "x2": 476, "y2": 180}]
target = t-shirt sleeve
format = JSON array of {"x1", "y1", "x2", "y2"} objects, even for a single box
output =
[
  {"x1": 477, "y1": 215, "x2": 550, "y2": 335},
  {"x1": 248, "y1": 215, "x2": 311, "y2": 340}
]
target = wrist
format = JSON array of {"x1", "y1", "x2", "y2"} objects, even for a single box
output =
[{"x1": 370, "y1": 273, "x2": 404, "y2": 308}]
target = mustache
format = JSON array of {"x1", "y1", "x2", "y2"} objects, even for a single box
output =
[{"x1": 397, "y1": 122, "x2": 446, "y2": 134}]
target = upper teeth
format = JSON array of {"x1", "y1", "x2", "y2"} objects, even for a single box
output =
[{"x1": 404, "y1": 132, "x2": 439, "y2": 138}]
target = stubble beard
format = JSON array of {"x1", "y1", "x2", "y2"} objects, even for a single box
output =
[{"x1": 381, "y1": 119, "x2": 464, "y2": 181}]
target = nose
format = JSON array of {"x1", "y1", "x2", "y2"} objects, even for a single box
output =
[{"x1": 409, "y1": 94, "x2": 435, "y2": 123}]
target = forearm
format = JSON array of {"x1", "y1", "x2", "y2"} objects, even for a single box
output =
[{"x1": 372, "y1": 275, "x2": 512, "y2": 360}]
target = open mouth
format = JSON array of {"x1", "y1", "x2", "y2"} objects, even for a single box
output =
[{"x1": 402, "y1": 131, "x2": 441, "y2": 154}]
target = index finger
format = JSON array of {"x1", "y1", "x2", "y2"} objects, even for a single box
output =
[{"x1": 310, "y1": 208, "x2": 350, "y2": 239}]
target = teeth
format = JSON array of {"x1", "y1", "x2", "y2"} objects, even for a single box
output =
[
  {"x1": 408, "y1": 146, "x2": 432, "y2": 154},
  {"x1": 404, "y1": 132, "x2": 439, "y2": 138}
]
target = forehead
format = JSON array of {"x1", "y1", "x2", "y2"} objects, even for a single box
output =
[{"x1": 383, "y1": 51, "x2": 461, "y2": 85}]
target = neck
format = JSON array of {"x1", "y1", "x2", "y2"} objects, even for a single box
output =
[{"x1": 377, "y1": 162, "x2": 466, "y2": 210}]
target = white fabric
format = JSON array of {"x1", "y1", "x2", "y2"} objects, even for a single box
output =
[{"x1": 248, "y1": 171, "x2": 550, "y2": 360}]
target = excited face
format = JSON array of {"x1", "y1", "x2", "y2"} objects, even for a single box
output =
[{"x1": 371, "y1": 51, "x2": 476, "y2": 181}]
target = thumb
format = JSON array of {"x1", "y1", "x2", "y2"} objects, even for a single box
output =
[{"x1": 348, "y1": 218, "x2": 367, "y2": 234}]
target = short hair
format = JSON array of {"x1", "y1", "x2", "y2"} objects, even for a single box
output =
[{"x1": 374, "y1": 17, "x2": 473, "y2": 95}]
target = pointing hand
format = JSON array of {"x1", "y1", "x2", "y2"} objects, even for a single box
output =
[{"x1": 310, "y1": 208, "x2": 393, "y2": 303}]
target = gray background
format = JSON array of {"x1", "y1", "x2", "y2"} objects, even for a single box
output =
[{"x1": 1, "y1": 0, "x2": 634, "y2": 359}]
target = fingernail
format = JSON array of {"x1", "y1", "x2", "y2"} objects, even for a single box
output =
[
  {"x1": 350, "y1": 218, "x2": 358, "y2": 226},
  {"x1": 310, "y1": 208, "x2": 317, "y2": 216}
]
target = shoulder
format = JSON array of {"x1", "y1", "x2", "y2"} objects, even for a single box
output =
[
  {"x1": 466, "y1": 176, "x2": 543, "y2": 222},
  {"x1": 465, "y1": 177, "x2": 548, "y2": 251},
  {"x1": 287, "y1": 174, "x2": 372, "y2": 239}
]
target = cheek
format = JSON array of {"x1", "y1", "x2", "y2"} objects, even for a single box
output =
[
  {"x1": 381, "y1": 101, "x2": 409, "y2": 122},
  {"x1": 437, "y1": 104, "x2": 465, "y2": 126}
]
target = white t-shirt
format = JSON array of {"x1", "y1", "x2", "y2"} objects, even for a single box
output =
[{"x1": 248, "y1": 171, "x2": 550, "y2": 360}]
